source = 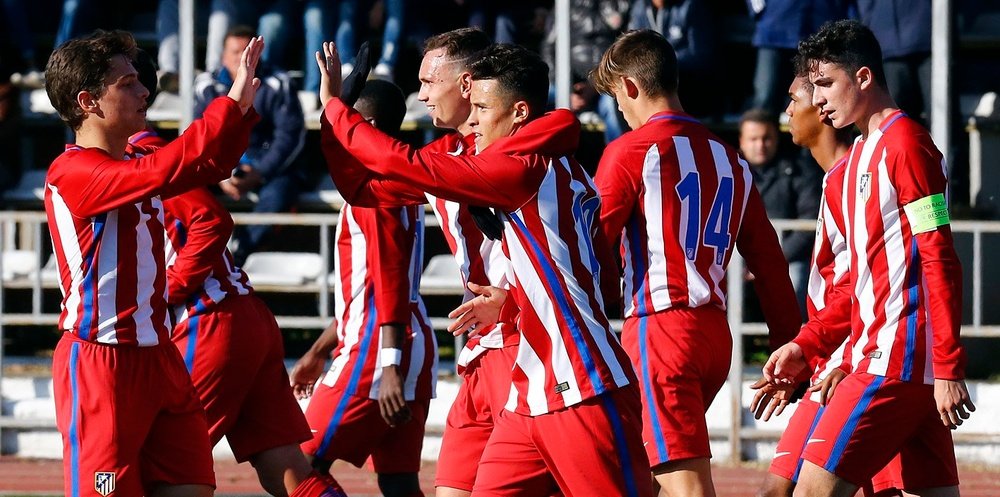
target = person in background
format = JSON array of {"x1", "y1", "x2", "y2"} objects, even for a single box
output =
[
  {"x1": 748, "y1": 0, "x2": 854, "y2": 114},
  {"x1": 194, "y1": 25, "x2": 306, "y2": 266},
  {"x1": 738, "y1": 108, "x2": 822, "y2": 317},
  {"x1": 857, "y1": 0, "x2": 932, "y2": 123}
]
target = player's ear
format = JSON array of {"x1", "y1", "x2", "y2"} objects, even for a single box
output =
[
  {"x1": 856, "y1": 66, "x2": 873, "y2": 91},
  {"x1": 459, "y1": 71, "x2": 473, "y2": 98},
  {"x1": 621, "y1": 76, "x2": 640, "y2": 99},
  {"x1": 512, "y1": 100, "x2": 530, "y2": 125},
  {"x1": 77, "y1": 90, "x2": 101, "y2": 116}
]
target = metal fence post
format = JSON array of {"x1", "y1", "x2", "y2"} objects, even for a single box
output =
[{"x1": 726, "y1": 252, "x2": 745, "y2": 463}]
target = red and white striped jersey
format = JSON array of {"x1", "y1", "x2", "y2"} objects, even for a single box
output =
[
  {"x1": 595, "y1": 111, "x2": 800, "y2": 349},
  {"x1": 320, "y1": 128, "x2": 517, "y2": 370},
  {"x1": 804, "y1": 159, "x2": 855, "y2": 400},
  {"x1": 44, "y1": 98, "x2": 251, "y2": 346},
  {"x1": 795, "y1": 111, "x2": 966, "y2": 384},
  {"x1": 320, "y1": 204, "x2": 437, "y2": 401},
  {"x1": 324, "y1": 100, "x2": 634, "y2": 415},
  {"x1": 162, "y1": 188, "x2": 253, "y2": 323},
  {"x1": 127, "y1": 129, "x2": 253, "y2": 324}
]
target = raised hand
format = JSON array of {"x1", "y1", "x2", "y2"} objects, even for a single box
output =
[
  {"x1": 227, "y1": 36, "x2": 264, "y2": 115},
  {"x1": 314, "y1": 41, "x2": 342, "y2": 107}
]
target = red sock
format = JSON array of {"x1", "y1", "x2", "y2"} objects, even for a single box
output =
[{"x1": 289, "y1": 470, "x2": 348, "y2": 497}]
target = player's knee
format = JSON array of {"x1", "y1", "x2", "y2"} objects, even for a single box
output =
[{"x1": 377, "y1": 472, "x2": 422, "y2": 497}]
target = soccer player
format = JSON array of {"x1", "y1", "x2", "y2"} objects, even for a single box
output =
[
  {"x1": 763, "y1": 20, "x2": 975, "y2": 497},
  {"x1": 589, "y1": 29, "x2": 801, "y2": 497},
  {"x1": 127, "y1": 49, "x2": 348, "y2": 497},
  {"x1": 304, "y1": 30, "x2": 520, "y2": 497},
  {"x1": 753, "y1": 72, "x2": 855, "y2": 497},
  {"x1": 43, "y1": 30, "x2": 260, "y2": 497},
  {"x1": 294, "y1": 78, "x2": 438, "y2": 497},
  {"x1": 322, "y1": 42, "x2": 652, "y2": 496}
]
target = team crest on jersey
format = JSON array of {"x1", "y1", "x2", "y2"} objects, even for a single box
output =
[
  {"x1": 95, "y1": 472, "x2": 116, "y2": 496},
  {"x1": 554, "y1": 382, "x2": 570, "y2": 394},
  {"x1": 859, "y1": 173, "x2": 872, "y2": 202}
]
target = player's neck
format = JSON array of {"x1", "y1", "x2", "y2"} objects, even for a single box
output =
[
  {"x1": 856, "y1": 92, "x2": 899, "y2": 138},
  {"x1": 456, "y1": 120, "x2": 474, "y2": 137},
  {"x1": 74, "y1": 123, "x2": 128, "y2": 159},
  {"x1": 639, "y1": 93, "x2": 685, "y2": 125},
  {"x1": 811, "y1": 132, "x2": 849, "y2": 172}
]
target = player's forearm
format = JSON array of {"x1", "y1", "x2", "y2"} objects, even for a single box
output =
[
  {"x1": 306, "y1": 321, "x2": 340, "y2": 359},
  {"x1": 916, "y1": 230, "x2": 967, "y2": 380},
  {"x1": 324, "y1": 98, "x2": 539, "y2": 210},
  {"x1": 69, "y1": 98, "x2": 247, "y2": 217},
  {"x1": 320, "y1": 114, "x2": 434, "y2": 208}
]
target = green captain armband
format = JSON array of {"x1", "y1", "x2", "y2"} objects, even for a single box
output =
[{"x1": 903, "y1": 193, "x2": 950, "y2": 234}]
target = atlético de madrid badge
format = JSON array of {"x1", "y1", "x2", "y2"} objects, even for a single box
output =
[
  {"x1": 95, "y1": 472, "x2": 116, "y2": 496},
  {"x1": 859, "y1": 173, "x2": 872, "y2": 202}
]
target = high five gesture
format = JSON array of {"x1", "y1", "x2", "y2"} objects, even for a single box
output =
[{"x1": 226, "y1": 35, "x2": 264, "y2": 115}]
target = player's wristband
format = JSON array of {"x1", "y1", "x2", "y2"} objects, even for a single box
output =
[{"x1": 380, "y1": 348, "x2": 403, "y2": 368}]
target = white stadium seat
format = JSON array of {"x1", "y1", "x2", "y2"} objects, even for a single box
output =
[
  {"x1": 241, "y1": 252, "x2": 324, "y2": 287},
  {"x1": 418, "y1": 254, "x2": 465, "y2": 295}
]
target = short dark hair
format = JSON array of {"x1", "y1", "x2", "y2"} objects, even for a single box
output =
[
  {"x1": 423, "y1": 28, "x2": 491, "y2": 71},
  {"x1": 225, "y1": 25, "x2": 257, "y2": 42},
  {"x1": 355, "y1": 79, "x2": 407, "y2": 135},
  {"x1": 468, "y1": 44, "x2": 549, "y2": 117},
  {"x1": 739, "y1": 108, "x2": 778, "y2": 134},
  {"x1": 591, "y1": 30, "x2": 678, "y2": 97},
  {"x1": 45, "y1": 30, "x2": 138, "y2": 130},
  {"x1": 797, "y1": 19, "x2": 887, "y2": 89},
  {"x1": 133, "y1": 48, "x2": 158, "y2": 106}
]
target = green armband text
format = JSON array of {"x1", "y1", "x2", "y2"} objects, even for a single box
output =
[{"x1": 903, "y1": 193, "x2": 950, "y2": 234}]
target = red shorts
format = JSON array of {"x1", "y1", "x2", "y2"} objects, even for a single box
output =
[
  {"x1": 621, "y1": 306, "x2": 732, "y2": 465},
  {"x1": 472, "y1": 386, "x2": 652, "y2": 497},
  {"x1": 801, "y1": 372, "x2": 958, "y2": 488},
  {"x1": 768, "y1": 398, "x2": 823, "y2": 481},
  {"x1": 436, "y1": 346, "x2": 517, "y2": 491},
  {"x1": 53, "y1": 334, "x2": 215, "y2": 496},
  {"x1": 172, "y1": 294, "x2": 312, "y2": 462},
  {"x1": 301, "y1": 385, "x2": 430, "y2": 474}
]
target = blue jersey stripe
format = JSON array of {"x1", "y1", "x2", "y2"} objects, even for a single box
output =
[
  {"x1": 825, "y1": 376, "x2": 884, "y2": 473},
  {"x1": 78, "y1": 214, "x2": 106, "y2": 340},
  {"x1": 508, "y1": 212, "x2": 604, "y2": 395},
  {"x1": 183, "y1": 300, "x2": 208, "y2": 373},
  {"x1": 638, "y1": 315, "x2": 669, "y2": 463},
  {"x1": 68, "y1": 342, "x2": 82, "y2": 497},
  {"x1": 902, "y1": 239, "x2": 920, "y2": 382},
  {"x1": 600, "y1": 394, "x2": 640, "y2": 497},
  {"x1": 792, "y1": 404, "x2": 826, "y2": 482},
  {"x1": 317, "y1": 293, "x2": 378, "y2": 456}
]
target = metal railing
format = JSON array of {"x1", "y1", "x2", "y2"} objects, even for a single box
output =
[{"x1": 1, "y1": 212, "x2": 998, "y2": 461}]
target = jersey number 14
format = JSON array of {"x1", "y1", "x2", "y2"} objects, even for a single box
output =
[{"x1": 675, "y1": 172, "x2": 734, "y2": 265}]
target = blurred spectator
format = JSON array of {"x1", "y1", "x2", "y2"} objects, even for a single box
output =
[
  {"x1": 157, "y1": 0, "x2": 236, "y2": 92},
  {"x1": 194, "y1": 26, "x2": 306, "y2": 265},
  {"x1": 495, "y1": 4, "x2": 550, "y2": 45},
  {"x1": 857, "y1": 0, "x2": 932, "y2": 122},
  {"x1": 2, "y1": 0, "x2": 43, "y2": 88},
  {"x1": 543, "y1": 0, "x2": 631, "y2": 143},
  {"x1": 627, "y1": 0, "x2": 716, "y2": 116},
  {"x1": 738, "y1": 108, "x2": 821, "y2": 316},
  {"x1": 748, "y1": 0, "x2": 854, "y2": 114},
  {"x1": 256, "y1": 0, "x2": 332, "y2": 110},
  {"x1": 372, "y1": 0, "x2": 405, "y2": 81},
  {"x1": 54, "y1": 0, "x2": 95, "y2": 48}
]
